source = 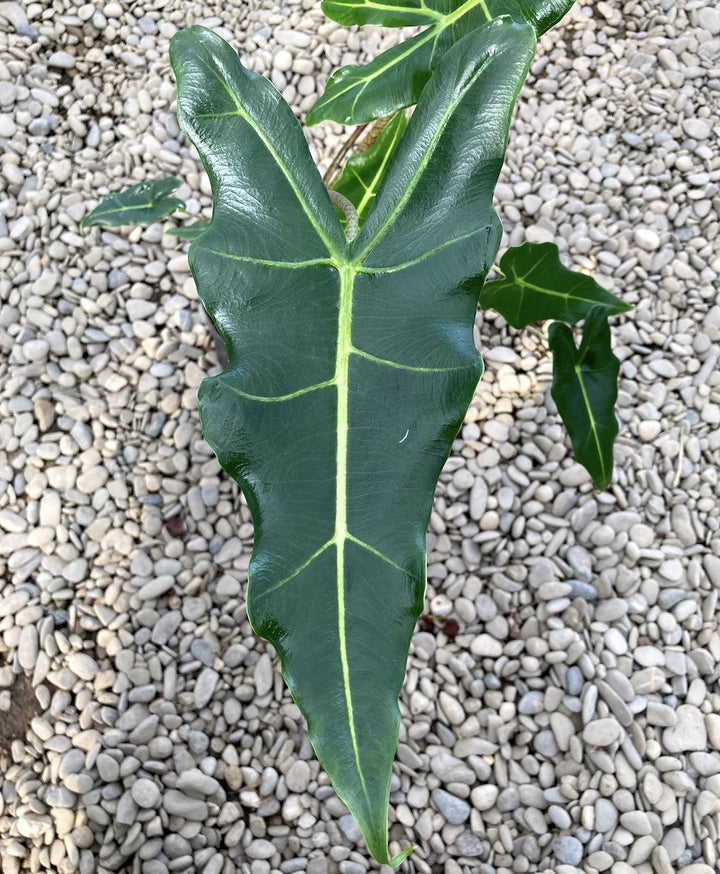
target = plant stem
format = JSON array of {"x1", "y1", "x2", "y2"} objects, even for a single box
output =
[
  {"x1": 328, "y1": 190, "x2": 359, "y2": 240},
  {"x1": 525, "y1": 324, "x2": 547, "y2": 342},
  {"x1": 478, "y1": 0, "x2": 492, "y2": 21},
  {"x1": 323, "y1": 123, "x2": 370, "y2": 187}
]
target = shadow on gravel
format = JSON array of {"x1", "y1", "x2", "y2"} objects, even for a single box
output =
[{"x1": 0, "y1": 669, "x2": 41, "y2": 755}]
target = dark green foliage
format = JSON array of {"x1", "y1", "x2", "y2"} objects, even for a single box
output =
[
  {"x1": 479, "y1": 242, "x2": 631, "y2": 328},
  {"x1": 81, "y1": 176, "x2": 185, "y2": 229},
  {"x1": 549, "y1": 308, "x2": 621, "y2": 489}
]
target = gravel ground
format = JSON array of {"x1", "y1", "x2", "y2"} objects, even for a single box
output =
[{"x1": 1, "y1": 1, "x2": 719, "y2": 873}]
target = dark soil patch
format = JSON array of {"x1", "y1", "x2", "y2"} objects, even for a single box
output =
[{"x1": 0, "y1": 671, "x2": 41, "y2": 754}]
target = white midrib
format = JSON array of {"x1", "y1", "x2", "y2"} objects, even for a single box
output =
[{"x1": 335, "y1": 263, "x2": 369, "y2": 799}]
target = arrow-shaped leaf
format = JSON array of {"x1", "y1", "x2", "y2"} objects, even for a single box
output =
[
  {"x1": 548, "y1": 308, "x2": 620, "y2": 490},
  {"x1": 479, "y1": 241, "x2": 631, "y2": 328},
  {"x1": 170, "y1": 20, "x2": 535, "y2": 865},
  {"x1": 332, "y1": 112, "x2": 408, "y2": 227},
  {"x1": 307, "y1": 0, "x2": 573, "y2": 125},
  {"x1": 81, "y1": 176, "x2": 185, "y2": 230}
]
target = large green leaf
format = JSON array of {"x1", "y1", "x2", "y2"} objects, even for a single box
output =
[
  {"x1": 549, "y1": 308, "x2": 620, "y2": 490},
  {"x1": 170, "y1": 20, "x2": 535, "y2": 864},
  {"x1": 307, "y1": 0, "x2": 573, "y2": 124},
  {"x1": 80, "y1": 176, "x2": 185, "y2": 230},
  {"x1": 332, "y1": 111, "x2": 408, "y2": 227},
  {"x1": 479, "y1": 241, "x2": 631, "y2": 328}
]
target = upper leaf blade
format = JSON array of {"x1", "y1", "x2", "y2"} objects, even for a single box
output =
[
  {"x1": 479, "y1": 241, "x2": 631, "y2": 328},
  {"x1": 548, "y1": 308, "x2": 620, "y2": 490},
  {"x1": 332, "y1": 112, "x2": 408, "y2": 226},
  {"x1": 308, "y1": 0, "x2": 574, "y2": 125},
  {"x1": 323, "y1": 0, "x2": 574, "y2": 31},
  {"x1": 80, "y1": 176, "x2": 185, "y2": 230},
  {"x1": 171, "y1": 20, "x2": 534, "y2": 865},
  {"x1": 322, "y1": 0, "x2": 449, "y2": 27},
  {"x1": 352, "y1": 18, "x2": 535, "y2": 266}
]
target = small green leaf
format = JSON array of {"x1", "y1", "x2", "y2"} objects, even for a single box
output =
[
  {"x1": 332, "y1": 112, "x2": 408, "y2": 227},
  {"x1": 479, "y1": 242, "x2": 631, "y2": 328},
  {"x1": 549, "y1": 308, "x2": 620, "y2": 490},
  {"x1": 308, "y1": 0, "x2": 574, "y2": 125},
  {"x1": 81, "y1": 176, "x2": 185, "y2": 230},
  {"x1": 165, "y1": 220, "x2": 209, "y2": 240}
]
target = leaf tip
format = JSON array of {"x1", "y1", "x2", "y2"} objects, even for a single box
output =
[
  {"x1": 592, "y1": 471, "x2": 613, "y2": 491},
  {"x1": 388, "y1": 845, "x2": 417, "y2": 867},
  {"x1": 305, "y1": 104, "x2": 322, "y2": 127}
]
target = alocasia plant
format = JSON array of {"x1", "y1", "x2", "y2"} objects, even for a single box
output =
[{"x1": 81, "y1": 2, "x2": 631, "y2": 864}]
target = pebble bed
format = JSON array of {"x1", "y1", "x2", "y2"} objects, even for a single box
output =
[{"x1": 0, "y1": 0, "x2": 719, "y2": 873}]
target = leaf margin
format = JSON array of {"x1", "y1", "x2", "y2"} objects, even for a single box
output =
[{"x1": 169, "y1": 19, "x2": 536, "y2": 866}]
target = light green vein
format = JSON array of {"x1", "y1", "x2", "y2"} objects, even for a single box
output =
[
  {"x1": 256, "y1": 539, "x2": 334, "y2": 597},
  {"x1": 219, "y1": 378, "x2": 335, "y2": 403},
  {"x1": 357, "y1": 225, "x2": 489, "y2": 274},
  {"x1": 347, "y1": 534, "x2": 409, "y2": 576},
  {"x1": 354, "y1": 124, "x2": 404, "y2": 219},
  {"x1": 321, "y1": 0, "x2": 491, "y2": 120},
  {"x1": 574, "y1": 364, "x2": 607, "y2": 484},
  {"x1": 193, "y1": 111, "x2": 247, "y2": 118},
  {"x1": 329, "y1": 0, "x2": 444, "y2": 22},
  {"x1": 200, "y1": 246, "x2": 337, "y2": 270},
  {"x1": 336, "y1": 263, "x2": 370, "y2": 804},
  {"x1": 351, "y1": 346, "x2": 473, "y2": 373},
  {"x1": 90, "y1": 200, "x2": 172, "y2": 216},
  {"x1": 513, "y1": 281, "x2": 590, "y2": 301},
  {"x1": 505, "y1": 246, "x2": 625, "y2": 307}
]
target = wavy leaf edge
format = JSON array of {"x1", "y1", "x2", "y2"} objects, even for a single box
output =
[{"x1": 170, "y1": 19, "x2": 536, "y2": 866}]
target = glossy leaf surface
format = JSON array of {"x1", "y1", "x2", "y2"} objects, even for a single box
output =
[
  {"x1": 549, "y1": 308, "x2": 620, "y2": 490},
  {"x1": 81, "y1": 176, "x2": 185, "y2": 230},
  {"x1": 170, "y1": 21, "x2": 534, "y2": 864},
  {"x1": 308, "y1": 0, "x2": 573, "y2": 124},
  {"x1": 479, "y1": 241, "x2": 630, "y2": 328},
  {"x1": 324, "y1": 0, "x2": 571, "y2": 29},
  {"x1": 165, "y1": 220, "x2": 210, "y2": 239},
  {"x1": 333, "y1": 112, "x2": 408, "y2": 227}
]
